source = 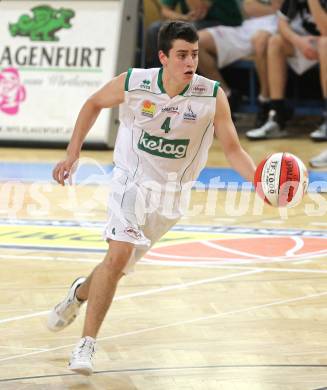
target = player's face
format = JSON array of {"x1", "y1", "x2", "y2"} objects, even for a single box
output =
[{"x1": 160, "y1": 39, "x2": 199, "y2": 83}]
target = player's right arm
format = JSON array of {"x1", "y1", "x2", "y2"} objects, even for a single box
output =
[{"x1": 53, "y1": 72, "x2": 126, "y2": 186}]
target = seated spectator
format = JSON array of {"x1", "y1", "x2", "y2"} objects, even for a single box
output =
[
  {"x1": 310, "y1": 148, "x2": 327, "y2": 167},
  {"x1": 246, "y1": 0, "x2": 327, "y2": 140},
  {"x1": 197, "y1": 0, "x2": 283, "y2": 125},
  {"x1": 146, "y1": 0, "x2": 243, "y2": 68}
]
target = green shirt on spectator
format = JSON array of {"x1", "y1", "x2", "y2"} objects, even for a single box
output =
[{"x1": 161, "y1": 0, "x2": 243, "y2": 26}]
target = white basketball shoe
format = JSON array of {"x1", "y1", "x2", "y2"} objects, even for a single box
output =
[
  {"x1": 309, "y1": 149, "x2": 327, "y2": 168},
  {"x1": 69, "y1": 336, "x2": 96, "y2": 375},
  {"x1": 246, "y1": 110, "x2": 289, "y2": 140},
  {"x1": 47, "y1": 277, "x2": 86, "y2": 332},
  {"x1": 310, "y1": 121, "x2": 327, "y2": 141}
]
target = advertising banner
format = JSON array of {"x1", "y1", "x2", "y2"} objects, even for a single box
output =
[{"x1": 0, "y1": 1, "x2": 122, "y2": 145}]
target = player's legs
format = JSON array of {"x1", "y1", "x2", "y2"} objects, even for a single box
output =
[
  {"x1": 310, "y1": 36, "x2": 327, "y2": 140},
  {"x1": 68, "y1": 240, "x2": 134, "y2": 375},
  {"x1": 73, "y1": 267, "x2": 96, "y2": 301},
  {"x1": 197, "y1": 29, "x2": 229, "y2": 91},
  {"x1": 68, "y1": 211, "x2": 178, "y2": 375},
  {"x1": 252, "y1": 30, "x2": 273, "y2": 127},
  {"x1": 81, "y1": 240, "x2": 134, "y2": 338}
]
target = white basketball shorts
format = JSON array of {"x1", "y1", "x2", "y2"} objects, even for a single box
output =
[{"x1": 103, "y1": 167, "x2": 181, "y2": 274}]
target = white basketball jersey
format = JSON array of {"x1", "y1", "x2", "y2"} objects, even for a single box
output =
[{"x1": 114, "y1": 67, "x2": 219, "y2": 190}]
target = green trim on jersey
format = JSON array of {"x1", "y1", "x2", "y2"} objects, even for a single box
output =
[
  {"x1": 157, "y1": 68, "x2": 165, "y2": 93},
  {"x1": 179, "y1": 83, "x2": 190, "y2": 96},
  {"x1": 157, "y1": 67, "x2": 190, "y2": 96},
  {"x1": 213, "y1": 81, "x2": 220, "y2": 97},
  {"x1": 125, "y1": 68, "x2": 133, "y2": 91}
]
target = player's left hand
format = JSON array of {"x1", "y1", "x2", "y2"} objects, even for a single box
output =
[{"x1": 52, "y1": 155, "x2": 79, "y2": 186}]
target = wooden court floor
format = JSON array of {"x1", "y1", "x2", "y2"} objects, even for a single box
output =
[{"x1": 0, "y1": 132, "x2": 327, "y2": 389}]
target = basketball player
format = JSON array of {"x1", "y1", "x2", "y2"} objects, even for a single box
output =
[{"x1": 48, "y1": 21, "x2": 256, "y2": 375}]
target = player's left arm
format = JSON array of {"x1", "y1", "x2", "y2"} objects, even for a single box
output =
[
  {"x1": 213, "y1": 88, "x2": 256, "y2": 183},
  {"x1": 308, "y1": 0, "x2": 327, "y2": 36}
]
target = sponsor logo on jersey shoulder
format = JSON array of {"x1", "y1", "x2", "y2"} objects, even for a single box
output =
[
  {"x1": 192, "y1": 84, "x2": 207, "y2": 94},
  {"x1": 161, "y1": 106, "x2": 179, "y2": 115},
  {"x1": 140, "y1": 79, "x2": 151, "y2": 90},
  {"x1": 141, "y1": 100, "x2": 156, "y2": 118},
  {"x1": 138, "y1": 130, "x2": 189, "y2": 159},
  {"x1": 183, "y1": 104, "x2": 197, "y2": 121}
]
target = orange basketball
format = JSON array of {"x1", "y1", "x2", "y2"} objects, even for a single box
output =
[{"x1": 254, "y1": 152, "x2": 308, "y2": 208}]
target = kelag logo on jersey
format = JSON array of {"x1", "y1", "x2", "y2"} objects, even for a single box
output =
[
  {"x1": 141, "y1": 100, "x2": 156, "y2": 118},
  {"x1": 138, "y1": 130, "x2": 189, "y2": 159},
  {"x1": 9, "y1": 5, "x2": 75, "y2": 41}
]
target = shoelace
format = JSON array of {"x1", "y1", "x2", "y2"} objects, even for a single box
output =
[
  {"x1": 259, "y1": 115, "x2": 277, "y2": 132},
  {"x1": 73, "y1": 339, "x2": 95, "y2": 360},
  {"x1": 56, "y1": 296, "x2": 81, "y2": 317}
]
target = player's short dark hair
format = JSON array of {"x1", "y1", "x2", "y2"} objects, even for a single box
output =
[{"x1": 158, "y1": 21, "x2": 198, "y2": 56}]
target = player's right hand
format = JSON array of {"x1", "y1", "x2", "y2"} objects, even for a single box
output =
[{"x1": 52, "y1": 155, "x2": 79, "y2": 186}]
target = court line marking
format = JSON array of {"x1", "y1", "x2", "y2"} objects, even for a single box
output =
[
  {"x1": 286, "y1": 237, "x2": 304, "y2": 257},
  {"x1": 1, "y1": 251, "x2": 326, "y2": 271},
  {"x1": 201, "y1": 240, "x2": 267, "y2": 260},
  {"x1": 0, "y1": 310, "x2": 50, "y2": 325},
  {"x1": 2, "y1": 364, "x2": 327, "y2": 383},
  {"x1": 0, "y1": 254, "x2": 100, "y2": 263},
  {"x1": 141, "y1": 259, "x2": 327, "y2": 274},
  {"x1": 0, "y1": 345, "x2": 47, "y2": 352},
  {"x1": 145, "y1": 246, "x2": 327, "y2": 264},
  {"x1": 0, "y1": 289, "x2": 327, "y2": 363},
  {"x1": 1, "y1": 251, "x2": 327, "y2": 273},
  {"x1": 5, "y1": 247, "x2": 327, "y2": 265},
  {"x1": 1, "y1": 250, "x2": 327, "y2": 274},
  {"x1": 0, "y1": 269, "x2": 261, "y2": 325},
  {"x1": 293, "y1": 260, "x2": 312, "y2": 265}
]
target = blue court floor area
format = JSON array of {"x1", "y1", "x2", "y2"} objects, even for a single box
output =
[{"x1": 0, "y1": 162, "x2": 326, "y2": 192}]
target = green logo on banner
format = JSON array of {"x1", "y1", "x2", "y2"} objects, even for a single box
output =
[
  {"x1": 138, "y1": 130, "x2": 189, "y2": 159},
  {"x1": 9, "y1": 5, "x2": 75, "y2": 41}
]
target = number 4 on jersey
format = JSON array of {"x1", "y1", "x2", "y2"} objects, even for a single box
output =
[{"x1": 161, "y1": 117, "x2": 171, "y2": 133}]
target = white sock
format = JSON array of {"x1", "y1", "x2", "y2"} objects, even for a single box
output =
[{"x1": 258, "y1": 94, "x2": 270, "y2": 103}]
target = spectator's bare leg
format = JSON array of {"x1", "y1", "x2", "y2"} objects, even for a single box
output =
[
  {"x1": 252, "y1": 31, "x2": 272, "y2": 98},
  {"x1": 318, "y1": 36, "x2": 327, "y2": 98},
  {"x1": 268, "y1": 34, "x2": 294, "y2": 99},
  {"x1": 197, "y1": 30, "x2": 229, "y2": 91}
]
